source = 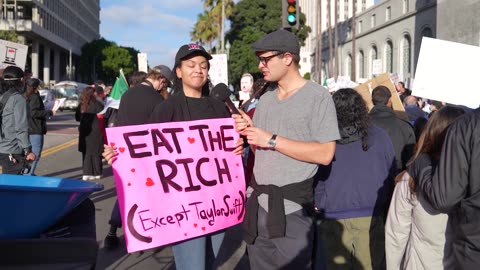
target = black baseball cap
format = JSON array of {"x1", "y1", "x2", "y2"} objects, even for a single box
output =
[
  {"x1": 175, "y1": 44, "x2": 212, "y2": 67},
  {"x1": 252, "y1": 29, "x2": 300, "y2": 55}
]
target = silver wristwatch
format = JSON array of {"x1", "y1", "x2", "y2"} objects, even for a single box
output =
[{"x1": 268, "y1": 134, "x2": 277, "y2": 149}]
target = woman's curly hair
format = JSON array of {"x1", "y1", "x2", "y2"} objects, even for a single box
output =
[{"x1": 332, "y1": 88, "x2": 370, "y2": 151}]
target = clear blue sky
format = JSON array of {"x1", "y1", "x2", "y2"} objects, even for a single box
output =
[
  {"x1": 100, "y1": 0, "x2": 205, "y2": 69},
  {"x1": 101, "y1": 0, "x2": 381, "y2": 69}
]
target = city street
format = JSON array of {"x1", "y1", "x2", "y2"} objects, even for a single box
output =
[{"x1": 39, "y1": 111, "x2": 248, "y2": 270}]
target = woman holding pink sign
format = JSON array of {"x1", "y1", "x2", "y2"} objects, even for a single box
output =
[{"x1": 103, "y1": 43, "x2": 244, "y2": 270}]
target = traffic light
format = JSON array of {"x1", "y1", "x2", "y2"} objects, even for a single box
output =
[{"x1": 282, "y1": 0, "x2": 299, "y2": 29}]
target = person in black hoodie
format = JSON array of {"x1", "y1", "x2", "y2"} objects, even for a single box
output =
[{"x1": 23, "y1": 78, "x2": 54, "y2": 175}]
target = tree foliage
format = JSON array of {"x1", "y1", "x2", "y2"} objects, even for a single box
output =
[
  {"x1": 191, "y1": 10, "x2": 217, "y2": 50},
  {"x1": 102, "y1": 45, "x2": 134, "y2": 82},
  {"x1": 79, "y1": 38, "x2": 139, "y2": 84},
  {"x1": 226, "y1": 0, "x2": 311, "y2": 87},
  {"x1": 0, "y1": 31, "x2": 18, "y2": 42},
  {"x1": 191, "y1": 0, "x2": 234, "y2": 51}
]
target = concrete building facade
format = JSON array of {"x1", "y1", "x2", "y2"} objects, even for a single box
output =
[
  {"x1": 313, "y1": 0, "x2": 480, "y2": 84},
  {"x1": 298, "y1": 0, "x2": 374, "y2": 77},
  {"x1": 0, "y1": 0, "x2": 100, "y2": 85},
  {"x1": 436, "y1": 0, "x2": 480, "y2": 47},
  {"x1": 323, "y1": 0, "x2": 436, "y2": 83}
]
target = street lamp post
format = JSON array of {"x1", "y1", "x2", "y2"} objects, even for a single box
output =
[{"x1": 225, "y1": 40, "x2": 231, "y2": 59}]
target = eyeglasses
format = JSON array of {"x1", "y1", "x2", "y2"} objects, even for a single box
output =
[{"x1": 257, "y1": 52, "x2": 284, "y2": 65}]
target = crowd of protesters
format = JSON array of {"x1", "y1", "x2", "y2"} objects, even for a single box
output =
[
  {"x1": 99, "y1": 29, "x2": 479, "y2": 270},
  {"x1": 1, "y1": 28, "x2": 479, "y2": 270}
]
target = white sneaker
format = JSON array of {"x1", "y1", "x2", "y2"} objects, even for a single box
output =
[
  {"x1": 92, "y1": 175, "x2": 102, "y2": 180},
  {"x1": 82, "y1": 175, "x2": 93, "y2": 181}
]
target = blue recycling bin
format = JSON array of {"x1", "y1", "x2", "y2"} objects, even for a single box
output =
[{"x1": 0, "y1": 174, "x2": 103, "y2": 239}]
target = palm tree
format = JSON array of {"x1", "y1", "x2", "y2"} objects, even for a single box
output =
[
  {"x1": 199, "y1": 0, "x2": 234, "y2": 50},
  {"x1": 190, "y1": 11, "x2": 217, "y2": 51}
]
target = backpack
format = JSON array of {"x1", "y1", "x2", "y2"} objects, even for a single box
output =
[{"x1": 0, "y1": 89, "x2": 16, "y2": 138}]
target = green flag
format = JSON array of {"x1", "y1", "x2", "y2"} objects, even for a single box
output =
[{"x1": 109, "y1": 69, "x2": 128, "y2": 100}]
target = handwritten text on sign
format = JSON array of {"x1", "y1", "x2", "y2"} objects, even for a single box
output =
[{"x1": 106, "y1": 118, "x2": 246, "y2": 253}]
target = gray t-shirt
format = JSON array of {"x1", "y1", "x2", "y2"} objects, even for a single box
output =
[{"x1": 252, "y1": 81, "x2": 340, "y2": 214}]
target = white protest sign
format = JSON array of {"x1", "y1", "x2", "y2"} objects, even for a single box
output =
[
  {"x1": 326, "y1": 77, "x2": 337, "y2": 92},
  {"x1": 137, "y1": 53, "x2": 148, "y2": 73},
  {"x1": 209, "y1": 54, "x2": 228, "y2": 86},
  {"x1": 0, "y1": 39, "x2": 28, "y2": 70},
  {"x1": 51, "y1": 98, "x2": 66, "y2": 112},
  {"x1": 372, "y1": 59, "x2": 383, "y2": 75},
  {"x1": 413, "y1": 37, "x2": 480, "y2": 109}
]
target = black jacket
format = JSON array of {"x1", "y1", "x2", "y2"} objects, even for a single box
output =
[
  {"x1": 415, "y1": 108, "x2": 480, "y2": 269},
  {"x1": 116, "y1": 83, "x2": 164, "y2": 127},
  {"x1": 27, "y1": 92, "x2": 52, "y2": 135},
  {"x1": 369, "y1": 105, "x2": 415, "y2": 172}
]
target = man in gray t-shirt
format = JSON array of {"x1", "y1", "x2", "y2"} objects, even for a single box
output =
[{"x1": 236, "y1": 30, "x2": 340, "y2": 269}]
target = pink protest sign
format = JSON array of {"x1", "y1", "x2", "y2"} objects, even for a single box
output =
[{"x1": 106, "y1": 118, "x2": 246, "y2": 253}]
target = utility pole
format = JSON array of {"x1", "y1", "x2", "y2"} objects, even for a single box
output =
[
  {"x1": 351, "y1": 0, "x2": 357, "y2": 82},
  {"x1": 334, "y1": 0, "x2": 339, "y2": 79},
  {"x1": 316, "y1": 0, "x2": 322, "y2": 83},
  {"x1": 328, "y1": 0, "x2": 333, "y2": 78},
  {"x1": 221, "y1": 0, "x2": 225, "y2": 53}
]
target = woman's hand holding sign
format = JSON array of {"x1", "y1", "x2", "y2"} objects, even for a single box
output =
[{"x1": 103, "y1": 144, "x2": 118, "y2": 165}]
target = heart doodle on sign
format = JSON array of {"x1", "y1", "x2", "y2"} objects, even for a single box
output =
[
  {"x1": 131, "y1": 168, "x2": 135, "y2": 173},
  {"x1": 118, "y1": 147, "x2": 125, "y2": 153},
  {"x1": 187, "y1": 137, "x2": 195, "y2": 144},
  {"x1": 201, "y1": 227, "x2": 206, "y2": 231},
  {"x1": 110, "y1": 142, "x2": 115, "y2": 147},
  {"x1": 146, "y1": 178, "x2": 154, "y2": 187},
  {"x1": 236, "y1": 163, "x2": 239, "y2": 167},
  {"x1": 128, "y1": 183, "x2": 131, "y2": 186},
  {"x1": 184, "y1": 233, "x2": 187, "y2": 236},
  {"x1": 194, "y1": 223, "x2": 198, "y2": 228}
]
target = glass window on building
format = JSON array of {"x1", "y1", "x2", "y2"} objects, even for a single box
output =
[
  {"x1": 371, "y1": 14, "x2": 376, "y2": 28},
  {"x1": 370, "y1": 46, "x2": 378, "y2": 77},
  {"x1": 402, "y1": 35, "x2": 411, "y2": 78},
  {"x1": 422, "y1": 27, "x2": 433, "y2": 38},
  {"x1": 359, "y1": 50, "x2": 365, "y2": 78},
  {"x1": 344, "y1": 0, "x2": 349, "y2": 20},
  {"x1": 358, "y1": 20, "x2": 363, "y2": 34},
  {"x1": 403, "y1": 0, "x2": 409, "y2": 14},
  {"x1": 346, "y1": 54, "x2": 352, "y2": 77},
  {"x1": 386, "y1": 7, "x2": 391, "y2": 21},
  {"x1": 385, "y1": 40, "x2": 393, "y2": 73}
]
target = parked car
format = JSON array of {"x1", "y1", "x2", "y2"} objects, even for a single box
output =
[
  {"x1": 39, "y1": 89, "x2": 67, "y2": 111},
  {"x1": 53, "y1": 81, "x2": 89, "y2": 111}
]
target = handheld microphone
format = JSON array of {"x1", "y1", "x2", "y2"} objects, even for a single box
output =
[{"x1": 210, "y1": 83, "x2": 240, "y2": 115}]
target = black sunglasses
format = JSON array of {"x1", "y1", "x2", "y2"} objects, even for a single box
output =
[{"x1": 257, "y1": 52, "x2": 285, "y2": 65}]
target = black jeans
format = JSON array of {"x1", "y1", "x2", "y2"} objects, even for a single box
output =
[{"x1": 0, "y1": 153, "x2": 26, "y2": 175}]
